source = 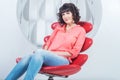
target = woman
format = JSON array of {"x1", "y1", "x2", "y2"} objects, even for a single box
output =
[{"x1": 5, "y1": 3, "x2": 86, "y2": 80}]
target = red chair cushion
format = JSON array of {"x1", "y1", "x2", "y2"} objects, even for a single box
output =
[
  {"x1": 72, "y1": 54, "x2": 88, "y2": 66},
  {"x1": 81, "y1": 37, "x2": 93, "y2": 52},
  {"x1": 40, "y1": 64, "x2": 81, "y2": 76}
]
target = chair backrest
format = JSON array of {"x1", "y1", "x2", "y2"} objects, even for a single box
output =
[{"x1": 44, "y1": 21, "x2": 93, "y2": 52}]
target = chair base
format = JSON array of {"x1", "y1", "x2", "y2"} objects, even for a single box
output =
[
  {"x1": 48, "y1": 76, "x2": 54, "y2": 80},
  {"x1": 44, "y1": 73, "x2": 68, "y2": 80}
]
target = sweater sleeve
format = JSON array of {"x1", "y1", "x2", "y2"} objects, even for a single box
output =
[
  {"x1": 44, "y1": 26, "x2": 60, "y2": 48},
  {"x1": 67, "y1": 27, "x2": 86, "y2": 59}
]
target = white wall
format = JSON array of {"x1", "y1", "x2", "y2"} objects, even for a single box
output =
[
  {"x1": 0, "y1": 0, "x2": 37, "y2": 79},
  {"x1": 0, "y1": 0, "x2": 120, "y2": 80},
  {"x1": 76, "y1": 0, "x2": 120, "y2": 79}
]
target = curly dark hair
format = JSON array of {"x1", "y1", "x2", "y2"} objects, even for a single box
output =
[{"x1": 57, "y1": 3, "x2": 81, "y2": 24}]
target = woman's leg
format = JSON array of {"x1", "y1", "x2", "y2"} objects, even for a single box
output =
[
  {"x1": 5, "y1": 54, "x2": 33, "y2": 80},
  {"x1": 24, "y1": 49, "x2": 69, "y2": 80}
]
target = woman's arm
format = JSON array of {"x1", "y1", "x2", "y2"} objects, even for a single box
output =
[
  {"x1": 51, "y1": 51, "x2": 72, "y2": 57},
  {"x1": 66, "y1": 27, "x2": 86, "y2": 59}
]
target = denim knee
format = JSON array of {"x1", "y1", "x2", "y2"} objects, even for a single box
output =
[
  {"x1": 32, "y1": 49, "x2": 50, "y2": 62},
  {"x1": 31, "y1": 53, "x2": 43, "y2": 62},
  {"x1": 20, "y1": 54, "x2": 33, "y2": 66},
  {"x1": 35, "y1": 49, "x2": 43, "y2": 53}
]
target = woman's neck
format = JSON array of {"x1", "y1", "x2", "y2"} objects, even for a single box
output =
[
  {"x1": 66, "y1": 23, "x2": 77, "y2": 31},
  {"x1": 66, "y1": 23, "x2": 77, "y2": 28}
]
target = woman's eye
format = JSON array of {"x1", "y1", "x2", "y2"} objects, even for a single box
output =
[
  {"x1": 66, "y1": 12, "x2": 70, "y2": 14},
  {"x1": 62, "y1": 13, "x2": 65, "y2": 16},
  {"x1": 62, "y1": 12, "x2": 71, "y2": 16}
]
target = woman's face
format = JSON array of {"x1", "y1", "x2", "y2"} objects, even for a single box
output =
[{"x1": 62, "y1": 11, "x2": 74, "y2": 24}]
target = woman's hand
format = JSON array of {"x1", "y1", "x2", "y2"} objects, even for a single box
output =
[
  {"x1": 43, "y1": 46, "x2": 71, "y2": 57},
  {"x1": 43, "y1": 46, "x2": 48, "y2": 50}
]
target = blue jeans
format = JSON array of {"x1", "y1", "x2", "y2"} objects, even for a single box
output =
[{"x1": 5, "y1": 49, "x2": 69, "y2": 80}]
